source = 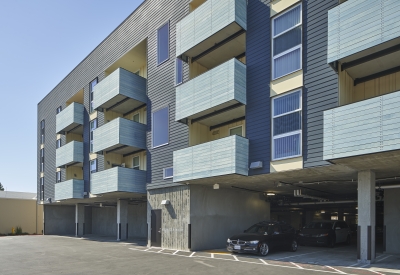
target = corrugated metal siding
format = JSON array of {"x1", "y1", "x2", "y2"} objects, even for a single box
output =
[
  {"x1": 173, "y1": 135, "x2": 249, "y2": 182},
  {"x1": 324, "y1": 91, "x2": 400, "y2": 159},
  {"x1": 303, "y1": 0, "x2": 339, "y2": 168},
  {"x1": 175, "y1": 58, "x2": 246, "y2": 121},
  {"x1": 176, "y1": 0, "x2": 247, "y2": 57},
  {"x1": 54, "y1": 179, "x2": 84, "y2": 201},
  {"x1": 246, "y1": 0, "x2": 271, "y2": 175},
  {"x1": 93, "y1": 118, "x2": 146, "y2": 153},
  {"x1": 91, "y1": 167, "x2": 146, "y2": 194},
  {"x1": 55, "y1": 141, "x2": 84, "y2": 168},
  {"x1": 55, "y1": 102, "x2": 84, "y2": 133},
  {"x1": 93, "y1": 68, "x2": 147, "y2": 110},
  {"x1": 327, "y1": 0, "x2": 400, "y2": 63}
]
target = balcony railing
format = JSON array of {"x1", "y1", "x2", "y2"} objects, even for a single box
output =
[
  {"x1": 91, "y1": 167, "x2": 146, "y2": 195},
  {"x1": 176, "y1": 58, "x2": 246, "y2": 126},
  {"x1": 56, "y1": 102, "x2": 84, "y2": 134},
  {"x1": 56, "y1": 141, "x2": 84, "y2": 168},
  {"x1": 323, "y1": 91, "x2": 400, "y2": 160},
  {"x1": 92, "y1": 118, "x2": 146, "y2": 155},
  {"x1": 173, "y1": 135, "x2": 249, "y2": 183},
  {"x1": 54, "y1": 179, "x2": 84, "y2": 201},
  {"x1": 93, "y1": 68, "x2": 147, "y2": 114}
]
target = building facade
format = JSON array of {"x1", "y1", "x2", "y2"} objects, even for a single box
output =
[{"x1": 38, "y1": 0, "x2": 400, "y2": 263}]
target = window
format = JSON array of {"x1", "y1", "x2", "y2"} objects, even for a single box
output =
[
  {"x1": 90, "y1": 119, "x2": 97, "y2": 152},
  {"x1": 133, "y1": 113, "x2": 140, "y2": 123},
  {"x1": 56, "y1": 139, "x2": 61, "y2": 149},
  {"x1": 272, "y1": 90, "x2": 302, "y2": 160},
  {"x1": 40, "y1": 177, "x2": 44, "y2": 201},
  {"x1": 56, "y1": 106, "x2": 62, "y2": 114},
  {"x1": 272, "y1": 4, "x2": 302, "y2": 79},
  {"x1": 132, "y1": 156, "x2": 140, "y2": 170},
  {"x1": 163, "y1": 167, "x2": 173, "y2": 179},
  {"x1": 175, "y1": 58, "x2": 183, "y2": 85},
  {"x1": 229, "y1": 126, "x2": 243, "y2": 136},
  {"x1": 40, "y1": 120, "x2": 45, "y2": 144},
  {"x1": 152, "y1": 106, "x2": 169, "y2": 147},
  {"x1": 89, "y1": 78, "x2": 98, "y2": 113},
  {"x1": 40, "y1": 148, "x2": 44, "y2": 172},
  {"x1": 157, "y1": 22, "x2": 169, "y2": 64},
  {"x1": 90, "y1": 159, "x2": 97, "y2": 173},
  {"x1": 56, "y1": 171, "x2": 61, "y2": 183}
]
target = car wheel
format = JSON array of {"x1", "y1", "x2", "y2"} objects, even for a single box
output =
[
  {"x1": 290, "y1": 240, "x2": 298, "y2": 252},
  {"x1": 346, "y1": 235, "x2": 351, "y2": 245},
  {"x1": 329, "y1": 237, "x2": 336, "y2": 248},
  {"x1": 259, "y1": 242, "x2": 269, "y2": 256}
]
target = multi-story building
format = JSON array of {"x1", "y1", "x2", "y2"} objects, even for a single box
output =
[{"x1": 38, "y1": 0, "x2": 400, "y2": 264}]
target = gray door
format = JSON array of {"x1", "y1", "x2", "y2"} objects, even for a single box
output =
[{"x1": 151, "y1": 210, "x2": 162, "y2": 247}]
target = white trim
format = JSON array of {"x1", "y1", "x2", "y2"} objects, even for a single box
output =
[
  {"x1": 229, "y1": 125, "x2": 243, "y2": 136},
  {"x1": 157, "y1": 21, "x2": 170, "y2": 65},
  {"x1": 163, "y1": 167, "x2": 173, "y2": 179},
  {"x1": 151, "y1": 106, "x2": 169, "y2": 148}
]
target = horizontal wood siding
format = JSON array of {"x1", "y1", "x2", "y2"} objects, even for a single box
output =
[
  {"x1": 175, "y1": 58, "x2": 246, "y2": 121},
  {"x1": 56, "y1": 141, "x2": 84, "y2": 168},
  {"x1": 91, "y1": 167, "x2": 146, "y2": 195},
  {"x1": 323, "y1": 90, "x2": 400, "y2": 159},
  {"x1": 54, "y1": 179, "x2": 84, "y2": 201},
  {"x1": 173, "y1": 135, "x2": 249, "y2": 182},
  {"x1": 93, "y1": 118, "x2": 146, "y2": 153},
  {"x1": 55, "y1": 102, "x2": 84, "y2": 133},
  {"x1": 327, "y1": 0, "x2": 400, "y2": 63},
  {"x1": 93, "y1": 68, "x2": 147, "y2": 110},
  {"x1": 176, "y1": 0, "x2": 247, "y2": 57}
]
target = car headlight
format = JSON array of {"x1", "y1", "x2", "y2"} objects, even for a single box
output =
[
  {"x1": 317, "y1": 233, "x2": 329, "y2": 237},
  {"x1": 249, "y1": 240, "x2": 259, "y2": 244},
  {"x1": 227, "y1": 238, "x2": 231, "y2": 243},
  {"x1": 298, "y1": 233, "x2": 304, "y2": 236}
]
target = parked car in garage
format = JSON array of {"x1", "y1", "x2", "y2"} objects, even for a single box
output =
[
  {"x1": 226, "y1": 221, "x2": 298, "y2": 256},
  {"x1": 298, "y1": 220, "x2": 351, "y2": 247}
]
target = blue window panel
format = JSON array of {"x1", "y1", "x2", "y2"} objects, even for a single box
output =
[
  {"x1": 273, "y1": 90, "x2": 301, "y2": 116},
  {"x1": 176, "y1": 58, "x2": 183, "y2": 85},
  {"x1": 273, "y1": 133, "x2": 301, "y2": 160},
  {"x1": 274, "y1": 26, "x2": 301, "y2": 56},
  {"x1": 274, "y1": 47, "x2": 301, "y2": 79},
  {"x1": 152, "y1": 107, "x2": 169, "y2": 147},
  {"x1": 273, "y1": 4, "x2": 301, "y2": 36},
  {"x1": 158, "y1": 23, "x2": 169, "y2": 64},
  {"x1": 274, "y1": 111, "x2": 301, "y2": 136},
  {"x1": 164, "y1": 167, "x2": 173, "y2": 179}
]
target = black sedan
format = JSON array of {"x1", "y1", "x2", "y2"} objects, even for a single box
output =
[
  {"x1": 298, "y1": 220, "x2": 351, "y2": 247},
  {"x1": 226, "y1": 221, "x2": 298, "y2": 256}
]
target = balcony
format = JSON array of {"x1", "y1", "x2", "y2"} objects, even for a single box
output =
[
  {"x1": 93, "y1": 118, "x2": 146, "y2": 155},
  {"x1": 54, "y1": 179, "x2": 84, "y2": 201},
  {"x1": 173, "y1": 135, "x2": 249, "y2": 183},
  {"x1": 176, "y1": 0, "x2": 246, "y2": 68},
  {"x1": 323, "y1": 91, "x2": 400, "y2": 160},
  {"x1": 176, "y1": 58, "x2": 246, "y2": 126},
  {"x1": 328, "y1": 0, "x2": 400, "y2": 83},
  {"x1": 56, "y1": 102, "x2": 84, "y2": 134},
  {"x1": 93, "y1": 68, "x2": 147, "y2": 114},
  {"x1": 91, "y1": 167, "x2": 146, "y2": 195},
  {"x1": 56, "y1": 141, "x2": 84, "y2": 168}
]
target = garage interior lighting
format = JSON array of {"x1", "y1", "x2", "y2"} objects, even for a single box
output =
[
  {"x1": 266, "y1": 193, "x2": 275, "y2": 196},
  {"x1": 320, "y1": 210, "x2": 325, "y2": 214}
]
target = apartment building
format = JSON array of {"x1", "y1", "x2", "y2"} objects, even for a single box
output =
[{"x1": 38, "y1": 0, "x2": 400, "y2": 264}]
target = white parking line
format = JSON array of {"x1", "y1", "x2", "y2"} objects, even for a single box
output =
[
  {"x1": 273, "y1": 250, "x2": 325, "y2": 261},
  {"x1": 195, "y1": 261, "x2": 214, "y2": 268},
  {"x1": 348, "y1": 263, "x2": 360, "y2": 267},
  {"x1": 326, "y1": 266, "x2": 347, "y2": 274},
  {"x1": 259, "y1": 259, "x2": 269, "y2": 265},
  {"x1": 211, "y1": 253, "x2": 214, "y2": 258},
  {"x1": 189, "y1": 252, "x2": 196, "y2": 257},
  {"x1": 291, "y1": 262, "x2": 304, "y2": 269},
  {"x1": 172, "y1": 250, "x2": 179, "y2": 255},
  {"x1": 233, "y1": 255, "x2": 239, "y2": 261},
  {"x1": 375, "y1": 255, "x2": 392, "y2": 262},
  {"x1": 157, "y1": 249, "x2": 164, "y2": 253}
]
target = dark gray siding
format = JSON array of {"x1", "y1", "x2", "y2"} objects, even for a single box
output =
[
  {"x1": 303, "y1": 0, "x2": 338, "y2": 168},
  {"x1": 246, "y1": 0, "x2": 272, "y2": 176}
]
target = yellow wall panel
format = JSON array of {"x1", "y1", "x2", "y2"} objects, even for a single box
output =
[
  {"x1": 271, "y1": 0, "x2": 301, "y2": 17},
  {"x1": 270, "y1": 156, "x2": 303, "y2": 173},
  {"x1": 104, "y1": 153, "x2": 123, "y2": 169},
  {"x1": 190, "y1": 61, "x2": 208, "y2": 80},
  {"x1": 123, "y1": 151, "x2": 147, "y2": 170},
  {"x1": 105, "y1": 110, "x2": 122, "y2": 123},
  {"x1": 66, "y1": 133, "x2": 83, "y2": 143},
  {"x1": 395, "y1": 72, "x2": 400, "y2": 91},
  {"x1": 89, "y1": 111, "x2": 98, "y2": 121},
  {"x1": 66, "y1": 166, "x2": 83, "y2": 180},
  {"x1": 210, "y1": 120, "x2": 245, "y2": 141},
  {"x1": 189, "y1": 121, "x2": 209, "y2": 146},
  {"x1": 123, "y1": 105, "x2": 147, "y2": 124},
  {"x1": 270, "y1": 70, "x2": 303, "y2": 97}
]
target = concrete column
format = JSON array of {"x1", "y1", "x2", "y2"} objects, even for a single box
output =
[
  {"x1": 358, "y1": 170, "x2": 376, "y2": 264},
  {"x1": 117, "y1": 200, "x2": 128, "y2": 241},
  {"x1": 75, "y1": 204, "x2": 85, "y2": 237}
]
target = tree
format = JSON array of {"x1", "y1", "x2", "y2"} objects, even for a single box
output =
[{"x1": 0, "y1": 182, "x2": 4, "y2": 191}]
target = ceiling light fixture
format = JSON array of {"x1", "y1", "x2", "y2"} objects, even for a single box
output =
[{"x1": 266, "y1": 193, "x2": 275, "y2": 196}]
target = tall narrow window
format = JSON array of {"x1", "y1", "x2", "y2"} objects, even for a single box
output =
[
  {"x1": 40, "y1": 148, "x2": 44, "y2": 172},
  {"x1": 89, "y1": 78, "x2": 98, "y2": 113},
  {"x1": 56, "y1": 139, "x2": 61, "y2": 149},
  {"x1": 272, "y1": 4, "x2": 302, "y2": 79},
  {"x1": 40, "y1": 177, "x2": 44, "y2": 201},
  {"x1": 133, "y1": 113, "x2": 140, "y2": 123},
  {"x1": 56, "y1": 171, "x2": 61, "y2": 183},
  {"x1": 132, "y1": 156, "x2": 140, "y2": 170},
  {"x1": 56, "y1": 106, "x2": 62, "y2": 114},
  {"x1": 152, "y1": 106, "x2": 169, "y2": 148},
  {"x1": 40, "y1": 120, "x2": 45, "y2": 144},
  {"x1": 90, "y1": 119, "x2": 97, "y2": 153},
  {"x1": 272, "y1": 90, "x2": 302, "y2": 160},
  {"x1": 175, "y1": 58, "x2": 183, "y2": 85},
  {"x1": 90, "y1": 159, "x2": 97, "y2": 173},
  {"x1": 157, "y1": 22, "x2": 169, "y2": 65}
]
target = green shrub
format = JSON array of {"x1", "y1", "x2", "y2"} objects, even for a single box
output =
[{"x1": 15, "y1": 226, "x2": 22, "y2": 235}]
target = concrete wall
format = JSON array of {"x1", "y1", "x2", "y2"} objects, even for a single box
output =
[
  {"x1": 85, "y1": 206, "x2": 92, "y2": 234},
  {"x1": 190, "y1": 185, "x2": 270, "y2": 251},
  {"x1": 128, "y1": 203, "x2": 147, "y2": 238},
  {"x1": 0, "y1": 199, "x2": 43, "y2": 234},
  {"x1": 92, "y1": 207, "x2": 117, "y2": 236},
  {"x1": 384, "y1": 189, "x2": 400, "y2": 254},
  {"x1": 44, "y1": 205, "x2": 75, "y2": 235}
]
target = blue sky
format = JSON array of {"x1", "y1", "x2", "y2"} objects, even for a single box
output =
[{"x1": 0, "y1": 0, "x2": 143, "y2": 192}]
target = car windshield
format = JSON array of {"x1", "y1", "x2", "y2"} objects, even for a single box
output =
[
  {"x1": 246, "y1": 224, "x2": 277, "y2": 235},
  {"x1": 304, "y1": 222, "x2": 333, "y2": 229}
]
